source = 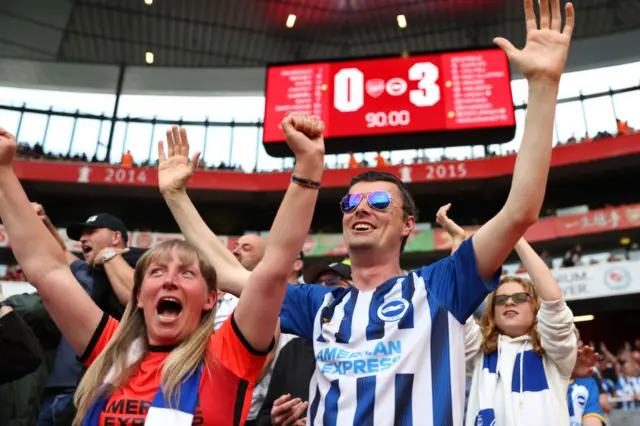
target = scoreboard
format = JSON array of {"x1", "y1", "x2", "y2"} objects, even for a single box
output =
[{"x1": 262, "y1": 48, "x2": 516, "y2": 157}]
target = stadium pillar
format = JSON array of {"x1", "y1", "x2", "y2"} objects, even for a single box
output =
[{"x1": 105, "y1": 65, "x2": 126, "y2": 162}]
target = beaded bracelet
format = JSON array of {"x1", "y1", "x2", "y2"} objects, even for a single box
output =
[{"x1": 291, "y1": 174, "x2": 321, "y2": 189}]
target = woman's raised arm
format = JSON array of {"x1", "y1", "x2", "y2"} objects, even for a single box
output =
[
  {"x1": 515, "y1": 238, "x2": 576, "y2": 376},
  {"x1": 157, "y1": 126, "x2": 250, "y2": 298},
  {"x1": 234, "y1": 114, "x2": 325, "y2": 351},
  {"x1": 0, "y1": 128, "x2": 103, "y2": 355}
]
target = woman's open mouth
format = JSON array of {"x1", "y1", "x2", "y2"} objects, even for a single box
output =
[{"x1": 156, "y1": 297, "x2": 183, "y2": 322}]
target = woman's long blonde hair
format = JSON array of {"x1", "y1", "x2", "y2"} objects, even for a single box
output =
[
  {"x1": 73, "y1": 240, "x2": 218, "y2": 425},
  {"x1": 479, "y1": 275, "x2": 543, "y2": 355}
]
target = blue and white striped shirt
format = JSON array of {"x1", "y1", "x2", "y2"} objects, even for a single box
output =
[{"x1": 280, "y1": 238, "x2": 500, "y2": 426}]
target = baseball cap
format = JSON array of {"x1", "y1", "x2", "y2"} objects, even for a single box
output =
[
  {"x1": 66, "y1": 213, "x2": 129, "y2": 243},
  {"x1": 303, "y1": 259, "x2": 351, "y2": 284}
]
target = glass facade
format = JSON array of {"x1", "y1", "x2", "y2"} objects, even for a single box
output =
[{"x1": 0, "y1": 61, "x2": 639, "y2": 172}]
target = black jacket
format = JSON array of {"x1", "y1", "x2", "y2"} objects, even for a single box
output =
[
  {"x1": 87, "y1": 247, "x2": 146, "y2": 320},
  {"x1": 0, "y1": 293, "x2": 60, "y2": 426},
  {"x1": 256, "y1": 337, "x2": 315, "y2": 426},
  {"x1": 0, "y1": 310, "x2": 43, "y2": 384}
]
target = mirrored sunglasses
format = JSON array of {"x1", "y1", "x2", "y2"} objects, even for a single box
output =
[{"x1": 340, "y1": 191, "x2": 392, "y2": 214}]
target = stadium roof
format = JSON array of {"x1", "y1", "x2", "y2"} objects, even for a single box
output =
[{"x1": 1, "y1": 0, "x2": 639, "y2": 68}]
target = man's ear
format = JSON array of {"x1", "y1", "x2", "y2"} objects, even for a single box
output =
[
  {"x1": 402, "y1": 215, "x2": 415, "y2": 238},
  {"x1": 112, "y1": 231, "x2": 127, "y2": 249}
]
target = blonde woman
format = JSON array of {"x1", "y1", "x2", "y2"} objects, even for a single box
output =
[
  {"x1": 0, "y1": 114, "x2": 325, "y2": 426},
  {"x1": 464, "y1": 237, "x2": 577, "y2": 426}
]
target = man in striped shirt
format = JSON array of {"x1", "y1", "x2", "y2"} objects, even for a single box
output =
[
  {"x1": 279, "y1": 171, "x2": 501, "y2": 426},
  {"x1": 277, "y1": 0, "x2": 576, "y2": 421},
  {"x1": 168, "y1": 0, "x2": 575, "y2": 422}
]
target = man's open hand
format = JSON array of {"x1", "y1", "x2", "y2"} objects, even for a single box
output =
[{"x1": 494, "y1": 0, "x2": 575, "y2": 84}]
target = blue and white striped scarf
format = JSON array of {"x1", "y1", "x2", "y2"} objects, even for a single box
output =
[
  {"x1": 82, "y1": 340, "x2": 203, "y2": 426},
  {"x1": 474, "y1": 350, "x2": 499, "y2": 426},
  {"x1": 473, "y1": 338, "x2": 556, "y2": 426}
]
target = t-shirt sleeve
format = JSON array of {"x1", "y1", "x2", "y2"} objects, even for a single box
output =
[
  {"x1": 70, "y1": 259, "x2": 88, "y2": 275},
  {"x1": 70, "y1": 260, "x2": 94, "y2": 294},
  {"x1": 413, "y1": 237, "x2": 501, "y2": 323},
  {"x1": 584, "y1": 378, "x2": 606, "y2": 422},
  {"x1": 280, "y1": 284, "x2": 333, "y2": 341},
  {"x1": 208, "y1": 313, "x2": 274, "y2": 384},
  {"x1": 79, "y1": 312, "x2": 119, "y2": 367}
]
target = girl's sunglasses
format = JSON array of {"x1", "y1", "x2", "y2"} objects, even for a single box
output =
[
  {"x1": 340, "y1": 191, "x2": 393, "y2": 214},
  {"x1": 494, "y1": 292, "x2": 531, "y2": 306}
]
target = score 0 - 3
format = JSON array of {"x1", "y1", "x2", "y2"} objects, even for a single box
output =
[{"x1": 333, "y1": 62, "x2": 441, "y2": 128}]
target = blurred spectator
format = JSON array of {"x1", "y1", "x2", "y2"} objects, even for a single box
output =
[
  {"x1": 616, "y1": 361, "x2": 640, "y2": 410},
  {"x1": 0, "y1": 284, "x2": 43, "y2": 384},
  {"x1": 616, "y1": 119, "x2": 636, "y2": 136},
  {"x1": 563, "y1": 244, "x2": 583, "y2": 267},
  {"x1": 375, "y1": 152, "x2": 388, "y2": 167},
  {"x1": 348, "y1": 152, "x2": 359, "y2": 168},
  {"x1": 540, "y1": 249, "x2": 553, "y2": 269},
  {"x1": 120, "y1": 150, "x2": 133, "y2": 168},
  {"x1": 1, "y1": 265, "x2": 26, "y2": 281}
]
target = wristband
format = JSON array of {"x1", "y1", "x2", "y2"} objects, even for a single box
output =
[{"x1": 291, "y1": 174, "x2": 321, "y2": 189}]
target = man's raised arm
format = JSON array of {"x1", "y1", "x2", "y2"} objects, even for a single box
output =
[
  {"x1": 158, "y1": 126, "x2": 249, "y2": 297},
  {"x1": 31, "y1": 202, "x2": 80, "y2": 266},
  {"x1": 472, "y1": 0, "x2": 575, "y2": 278},
  {"x1": 0, "y1": 128, "x2": 102, "y2": 355}
]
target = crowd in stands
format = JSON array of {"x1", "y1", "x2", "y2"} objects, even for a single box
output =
[
  {"x1": 593, "y1": 339, "x2": 640, "y2": 410},
  {"x1": 12, "y1": 119, "x2": 637, "y2": 174},
  {"x1": 1, "y1": 265, "x2": 25, "y2": 281}
]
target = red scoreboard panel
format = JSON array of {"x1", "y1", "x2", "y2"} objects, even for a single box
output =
[{"x1": 263, "y1": 48, "x2": 516, "y2": 157}]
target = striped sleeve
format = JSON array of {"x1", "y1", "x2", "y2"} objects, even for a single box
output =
[{"x1": 414, "y1": 237, "x2": 500, "y2": 323}]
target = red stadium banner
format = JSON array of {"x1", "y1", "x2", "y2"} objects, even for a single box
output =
[
  {"x1": 11, "y1": 133, "x2": 640, "y2": 191},
  {"x1": 552, "y1": 204, "x2": 640, "y2": 238},
  {"x1": 433, "y1": 202, "x2": 640, "y2": 251}
]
